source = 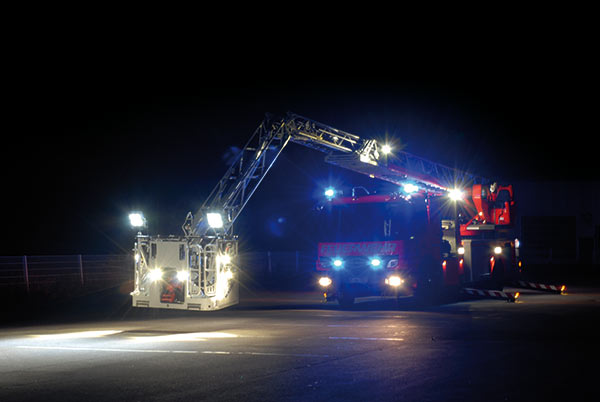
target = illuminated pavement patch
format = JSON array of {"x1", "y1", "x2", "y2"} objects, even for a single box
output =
[
  {"x1": 30, "y1": 330, "x2": 123, "y2": 340},
  {"x1": 15, "y1": 345, "x2": 329, "y2": 358},
  {"x1": 126, "y1": 331, "x2": 239, "y2": 342},
  {"x1": 1, "y1": 291, "x2": 599, "y2": 401}
]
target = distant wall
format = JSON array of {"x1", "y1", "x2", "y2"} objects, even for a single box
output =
[{"x1": 512, "y1": 181, "x2": 600, "y2": 265}]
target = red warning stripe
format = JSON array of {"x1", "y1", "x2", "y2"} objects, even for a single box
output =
[
  {"x1": 515, "y1": 281, "x2": 565, "y2": 293},
  {"x1": 461, "y1": 288, "x2": 519, "y2": 302}
]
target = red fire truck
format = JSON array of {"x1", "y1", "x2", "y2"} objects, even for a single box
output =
[
  {"x1": 313, "y1": 180, "x2": 519, "y2": 306},
  {"x1": 132, "y1": 112, "x2": 522, "y2": 311}
]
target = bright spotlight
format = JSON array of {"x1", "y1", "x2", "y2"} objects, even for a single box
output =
[
  {"x1": 448, "y1": 188, "x2": 464, "y2": 201},
  {"x1": 207, "y1": 212, "x2": 224, "y2": 228},
  {"x1": 381, "y1": 144, "x2": 392, "y2": 154},
  {"x1": 318, "y1": 277, "x2": 332, "y2": 287},
  {"x1": 218, "y1": 254, "x2": 231, "y2": 265},
  {"x1": 370, "y1": 258, "x2": 382, "y2": 268},
  {"x1": 324, "y1": 187, "x2": 335, "y2": 198},
  {"x1": 494, "y1": 246, "x2": 502, "y2": 255},
  {"x1": 386, "y1": 275, "x2": 403, "y2": 287},
  {"x1": 148, "y1": 268, "x2": 163, "y2": 281},
  {"x1": 176, "y1": 271, "x2": 189, "y2": 281},
  {"x1": 403, "y1": 183, "x2": 419, "y2": 194},
  {"x1": 333, "y1": 258, "x2": 343, "y2": 268},
  {"x1": 129, "y1": 212, "x2": 146, "y2": 228}
]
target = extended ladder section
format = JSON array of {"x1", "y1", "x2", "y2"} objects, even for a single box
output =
[
  {"x1": 189, "y1": 112, "x2": 487, "y2": 235},
  {"x1": 189, "y1": 116, "x2": 290, "y2": 236},
  {"x1": 325, "y1": 150, "x2": 487, "y2": 196}
]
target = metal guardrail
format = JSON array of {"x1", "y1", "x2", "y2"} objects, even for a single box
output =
[
  {"x1": 0, "y1": 254, "x2": 132, "y2": 292},
  {"x1": 0, "y1": 252, "x2": 316, "y2": 295}
]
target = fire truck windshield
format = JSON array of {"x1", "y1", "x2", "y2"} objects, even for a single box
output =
[{"x1": 315, "y1": 199, "x2": 425, "y2": 243}]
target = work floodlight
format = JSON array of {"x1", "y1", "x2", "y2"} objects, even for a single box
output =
[
  {"x1": 206, "y1": 212, "x2": 224, "y2": 229},
  {"x1": 448, "y1": 188, "x2": 464, "y2": 201},
  {"x1": 217, "y1": 254, "x2": 231, "y2": 266},
  {"x1": 148, "y1": 268, "x2": 162, "y2": 281},
  {"x1": 381, "y1": 144, "x2": 392, "y2": 154},
  {"x1": 129, "y1": 212, "x2": 146, "y2": 228},
  {"x1": 403, "y1": 183, "x2": 419, "y2": 194}
]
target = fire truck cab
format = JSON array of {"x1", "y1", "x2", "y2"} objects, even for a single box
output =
[{"x1": 314, "y1": 187, "x2": 452, "y2": 306}]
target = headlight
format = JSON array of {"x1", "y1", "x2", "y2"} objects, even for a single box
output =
[
  {"x1": 458, "y1": 246, "x2": 465, "y2": 255},
  {"x1": 318, "y1": 277, "x2": 332, "y2": 287},
  {"x1": 494, "y1": 246, "x2": 502, "y2": 255},
  {"x1": 370, "y1": 258, "x2": 382, "y2": 268},
  {"x1": 176, "y1": 271, "x2": 189, "y2": 281},
  {"x1": 386, "y1": 275, "x2": 403, "y2": 287},
  {"x1": 332, "y1": 258, "x2": 343, "y2": 269},
  {"x1": 148, "y1": 268, "x2": 163, "y2": 281}
]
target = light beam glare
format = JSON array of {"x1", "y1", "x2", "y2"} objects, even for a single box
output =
[{"x1": 31, "y1": 330, "x2": 123, "y2": 340}]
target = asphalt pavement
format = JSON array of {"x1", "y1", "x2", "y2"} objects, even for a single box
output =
[{"x1": 1, "y1": 288, "x2": 599, "y2": 401}]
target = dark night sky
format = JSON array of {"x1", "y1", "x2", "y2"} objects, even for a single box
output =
[{"x1": 3, "y1": 58, "x2": 596, "y2": 255}]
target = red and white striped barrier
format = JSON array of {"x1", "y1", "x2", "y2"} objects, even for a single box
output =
[
  {"x1": 513, "y1": 280, "x2": 566, "y2": 293},
  {"x1": 461, "y1": 288, "x2": 520, "y2": 302}
]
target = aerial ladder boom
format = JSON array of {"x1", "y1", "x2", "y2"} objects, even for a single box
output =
[{"x1": 187, "y1": 112, "x2": 486, "y2": 236}]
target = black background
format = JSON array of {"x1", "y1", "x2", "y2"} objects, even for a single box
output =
[{"x1": 3, "y1": 38, "x2": 596, "y2": 255}]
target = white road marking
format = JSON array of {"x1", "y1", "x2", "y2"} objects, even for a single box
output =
[
  {"x1": 328, "y1": 336, "x2": 404, "y2": 342},
  {"x1": 202, "y1": 350, "x2": 329, "y2": 358},
  {"x1": 315, "y1": 314, "x2": 407, "y2": 319},
  {"x1": 269, "y1": 323, "x2": 398, "y2": 328},
  {"x1": 327, "y1": 324, "x2": 398, "y2": 328},
  {"x1": 15, "y1": 345, "x2": 329, "y2": 358}
]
